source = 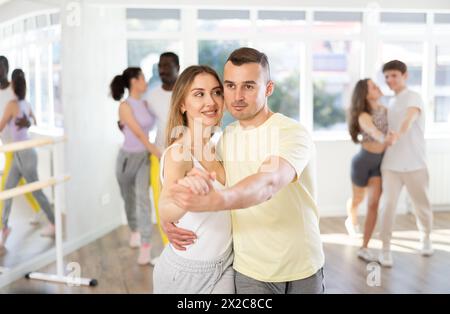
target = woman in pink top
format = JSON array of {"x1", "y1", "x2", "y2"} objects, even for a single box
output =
[
  {"x1": 0, "y1": 69, "x2": 55, "y2": 250},
  {"x1": 110, "y1": 67, "x2": 161, "y2": 265}
]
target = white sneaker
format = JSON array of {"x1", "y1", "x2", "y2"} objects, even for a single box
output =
[
  {"x1": 150, "y1": 256, "x2": 159, "y2": 266},
  {"x1": 40, "y1": 224, "x2": 56, "y2": 237},
  {"x1": 357, "y1": 247, "x2": 378, "y2": 263},
  {"x1": 345, "y1": 217, "x2": 360, "y2": 237},
  {"x1": 378, "y1": 250, "x2": 393, "y2": 267},
  {"x1": 129, "y1": 232, "x2": 141, "y2": 249},
  {"x1": 420, "y1": 235, "x2": 434, "y2": 256},
  {"x1": 0, "y1": 228, "x2": 11, "y2": 249}
]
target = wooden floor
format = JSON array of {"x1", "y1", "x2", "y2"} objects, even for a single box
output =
[{"x1": 1, "y1": 212, "x2": 450, "y2": 294}]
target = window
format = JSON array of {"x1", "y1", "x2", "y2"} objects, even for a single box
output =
[
  {"x1": 127, "y1": 40, "x2": 181, "y2": 90},
  {"x1": 123, "y1": 7, "x2": 450, "y2": 135},
  {"x1": 197, "y1": 10, "x2": 251, "y2": 33},
  {"x1": 39, "y1": 43, "x2": 51, "y2": 125},
  {"x1": 313, "y1": 41, "x2": 361, "y2": 131},
  {"x1": 255, "y1": 41, "x2": 301, "y2": 121},
  {"x1": 0, "y1": 12, "x2": 61, "y2": 128},
  {"x1": 313, "y1": 11, "x2": 362, "y2": 34},
  {"x1": 376, "y1": 41, "x2": 424, "y2": 98},
  {"x1": 380, "y1": 12, "x2": 426, "y2": 24},
  {"x1": 126, "y1": 9, "x2": 180, "y2": 32},
  {"x1": 52, "y1": 41, "x2": 63, "y2": 128},
  {"x1": 378, "y1": 12, "x2": 427, "y2": 36},
  {"x1": 198, "y1": 40, "x2": 248, "y2": 126},
  {"x1": 256, "y1": 10, "x2": 306, "y2": 33},
  {"x1": 435, "y1": 44, "x2": 450, "y2": 123}
]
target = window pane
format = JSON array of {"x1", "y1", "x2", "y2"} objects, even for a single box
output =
[
  {"x1": 379, "y1": 13, "x2": 426, "y2": 34},
  {"x1": 254, "y1": 42, "x2": 300, "y2": 120},
  {"x1": 198, "y1": 40, "x2": 248, "y2": 79},
  {"x1": 197, "y1": 10, "x2": 251, "y2": 33},
  {"x1": 313, "y1": 11, "x2": 362, "y2": 34},
  {"x1": 53, "y1": 41, "x2": 63, "y2": 128},
  {"x1": 50, "y1": 12, "x2": 60, "y2": 25},
  {"x1": 313, "y1": 41, "x2": 361, "y2": 131},
  {"x1": 27, "y1": 45, "x2": 37, "y2": 108},
  {"x1": 24, "y1": 17, "x2": 36, "y2": 32},
  {"x1": 127, "y1": 40, "x2": 181, "y2": 90},
  {"x1": 12, "y1": 21, "x2": 23, "y2": 35},
  {"x1": 435, "y1": 13, "x2": 450, "y2": 24},
  {"x1": 126, "y1": 9, "x2": 180, "y2": 32},
  {"x1": 380, "y1": 12, "x2": 426, "y2": 24},
  {"x1": 257, "y1": 10, "x2": 306, "y2": 33},
  {"x1": 435, "y1": 44, "x2": 450, "y2": 123},
  {"x1": 3, "y1": 25, "x2": 13, "y2": 38},
  {"x1": 198, "y1": 40, "x2": 247, "y2": 126},
  {"x1": 36, "y1": 14, "x2": 49, "y2": 29},
  {"x1": 376, "y1": 42, "x2": 423, "y2": 97},
  {"x1": 40, "y1": 44, "x2": 51, "y2": 126},
  {"x1": 434, "y1": 97, "x2": 450, "y2": 123}
]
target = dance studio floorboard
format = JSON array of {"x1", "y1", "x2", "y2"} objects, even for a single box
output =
[{"x1": 1, "y1": 212, "x2": 450, "y2": 294}]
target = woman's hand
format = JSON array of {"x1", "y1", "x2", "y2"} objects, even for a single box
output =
[{"x1": 162, "y1": 222, "x2": 197, "y2": 251}]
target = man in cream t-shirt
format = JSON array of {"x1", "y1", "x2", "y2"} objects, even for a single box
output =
[
  {"x1": 166, "y1": 48, "x2": 325, "y2": 294},
  {"x1": 379, "y1": 60, "x2": 433, "y2": 267}
]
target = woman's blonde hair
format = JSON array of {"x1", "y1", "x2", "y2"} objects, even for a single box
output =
[{"x1": 165, "y1": 65, "x2": 223, "y2": 147}]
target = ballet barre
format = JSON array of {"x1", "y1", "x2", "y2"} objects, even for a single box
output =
[
  {"x1": 0, "y1": 136, "x2": 66, "y2": 153},
  {"x1": 0, "y1": 137, "x2": 97, "y2": 287}
]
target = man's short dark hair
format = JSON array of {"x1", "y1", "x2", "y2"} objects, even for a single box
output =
[
  {"x1": 11, "y1": 69, "x2": 26, "y2": 100},
  {"x1": 227, "y1": 47, "x2": 271, "y2": 80},
  {"x1": 382, "y1": 60, "x2": 407, "y2": 74},
  {"x1": 160, "y1": 52, "x2": 179, "y2": 67}
]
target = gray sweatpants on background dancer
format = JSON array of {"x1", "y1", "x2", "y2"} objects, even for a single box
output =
[
  {"x1": 2, "y1": 149, "x2": 54, "y2": 228},
  {"x1": 116, "y1": 149, "x2": 152, "y2": 244}
]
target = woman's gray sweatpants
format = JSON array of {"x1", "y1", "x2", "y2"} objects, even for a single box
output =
[
  {"x1": 2, "y1": 148, "x2": 54, "y2": 228},
  {"x1": 115, "y1": 149, "x2": 152, "y2": 244},
  {"x1": 153, "y1": 245, "x2": 235, "y2": 294}
]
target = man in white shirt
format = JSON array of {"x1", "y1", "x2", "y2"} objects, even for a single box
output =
[
  {"x1": 379, "y1": 60, "x2": 433, "y2": 267},
  {"x1": 144, "y1": 53, "x2": 179, "y2": 249},
  {"x1": 145, "y1": 52, "x2": 180, "y2": 150}
]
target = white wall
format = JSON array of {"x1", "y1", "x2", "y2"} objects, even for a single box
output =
[{"x1": 60, "y1": 1, "x2": 127, "y2": 241}]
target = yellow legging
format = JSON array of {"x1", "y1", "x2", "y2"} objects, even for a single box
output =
[
  {"x1": 150, "y1": 155, "x2": 168, "y2": 246},
  {"x1": 0, "y1": 152, "x2": 40, "y2": 229}
]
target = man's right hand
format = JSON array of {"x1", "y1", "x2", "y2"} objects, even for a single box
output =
[
  {"x1": 117, "y1": 120, "x2": 124, "y2": 131},
  {"x1": 15, "y1": 115, "x2": 31, "y2": 129},
  {"x1": 162, "y1": 222, "x2": 197, "y2": 251}
]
